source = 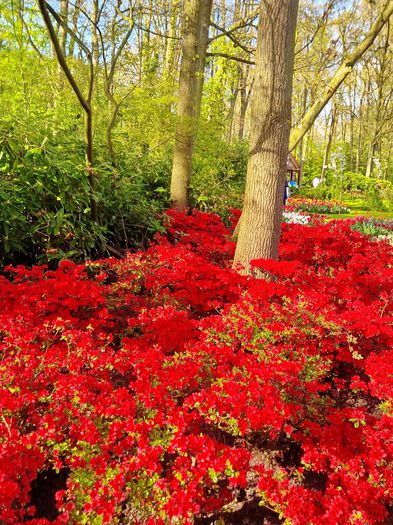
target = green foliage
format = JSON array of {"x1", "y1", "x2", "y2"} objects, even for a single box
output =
[
  {"x1": 341, "y1": 171, "x2": 393, "y2": 211},
  {"x1": 299, "y1": 163, "x2": 393, "y2": 212},
  {"x1": 191, "y1": 138, "x2": 247, "y2": 216},
  {"x1": 0, "y1": 137, "x2": 102, "y2": 265}
]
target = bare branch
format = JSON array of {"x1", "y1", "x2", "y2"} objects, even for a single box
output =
[
  {"x1": 207, "y1": 51, "x2": 255, "y2": 65},
  {"x1": 209, "y1": 20, "x2": 255, "y2": 54},
  {"x1": 44, "y1": 1, "x2": 91, "y2": 57},
  {"x1": 37, "y1": 0, "x2": 89, "y2": 112}
]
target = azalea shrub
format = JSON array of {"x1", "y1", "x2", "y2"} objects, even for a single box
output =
[
  {"x1": 286, "y1": 197, "x2": 350, "y2": 215},
  {"x1": 1, "y1": 209, "x2": 393, "y2": 525}
]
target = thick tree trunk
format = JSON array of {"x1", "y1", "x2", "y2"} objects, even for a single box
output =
[
  {"x1": 170, "y1": 0, "x2": 213, "y2": 210},
  {"x1": 289, "y1": 1, "x2": 393, "y2": 151},
  {"x1": 233, "y1": 0, "x2": 299, "y2": 273}
]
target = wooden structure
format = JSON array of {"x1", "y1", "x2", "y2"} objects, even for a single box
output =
[{"x1": 287, "y1": 153, "x2": 301, "y2": 186}]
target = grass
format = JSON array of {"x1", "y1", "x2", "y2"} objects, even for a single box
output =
[{"x1": 327, "y1": 210, "x2": 393, "y2": 220}]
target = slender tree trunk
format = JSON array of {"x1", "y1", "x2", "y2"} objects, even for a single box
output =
[
  {"x1": 59, "y1": 0, "x2": 68, "y2": 55},
  {"x1": 321, "y1": 105, "x2": 336, "y2": 180},
  {"x1": 365, "y1": 139, "x2": 377, "y2": 177},
  {"x1": 68, "y1": 0, "x2": 80, "y2": 57},
  {"x1": 92, "y1": 0, "x2": 99, "y2": 67},
  {"x1": 349, "y1": 87, "x2": 355, "y2": 172},
  {"x1": 164, "y1": 0, "x2": 180, "y2": 79},
  {"x1": 298, "y1": 87, "x2": 308, "y2": 179},
  {"x1": 220, "y1": 0, "x2": 226, "y2": 26},
  {"x1": 233, "y1": 0, "x2": 299, "y2": 273},
  {"x1": 356, "y1": 119, "x2": 364, "y2": 173},
  {"x1": 103, "y1": 14, "x2": 133, "y2": 168},
  {"x1": 238, "y1": 67, "x2": 248, "y2": 140},
  {"x1": 355, "y1": 79, "x2": 368, "y2": 173},
  {"x1": 170, "y1": 0, "x2": 213, "y2": 210},
  {"x1": 227, "y1": 83, "x2": 239, "y2": 142},
  {"x1": 57, "y1": 0, "x2": 68, "y2": 82},
  {"x1": 194, "y1": 0, "x2": 213, "y2": 117}
]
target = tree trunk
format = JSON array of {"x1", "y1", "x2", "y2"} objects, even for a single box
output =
[
  {"x1": 68, "y1": 0, "x2": 80, "y2": 57},
  {"x1": 297, "y1": 86, "x2": 308, "y2": 177},
  {"x1": 321, "y1": 105, "x2": 336, "y2": 180},
  {"x1": 233, "y1": 0, "x2": 299, "y2": 273},
  {"x1": 164, "y1": 0, "x2": 180, "y2": 79},
  {"x1": 170, "y1": 0, "x2": 213, "y2": 210},
  {"x1": 227, "y1": 83, "x2": 239, "y2": 142},
  {"x1": 238, "y1": 67, "x2": 248, "y2": 140},
  {"x1": 59, "y1": 0, "x2": 68, "y2": 55},
  {"x1": 194, "y1": 0, "x2": 213, "y2": 119},
  {"x1": 92, "y1": 0, "x2": 99, "y2": 67},
  {"x1": 349, "y1": 85, "x2": 355, "y2": 172},
  {"x1": 57, "y1": 0, "x2": 68, "y2": 82},
  {"x1": 365, "y1": 139, "x2": 376, "y2": 178},
  {"x1": 289, "y1": 0, "x2": 393, "y2": 151}
]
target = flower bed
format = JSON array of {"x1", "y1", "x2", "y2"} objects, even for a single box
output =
[
  {"x1": 286, "y1": 198, "x2": 350, "y2": 215},
  {"x1": 1, "y1": 210, "x2": 393, "y2": 524},
  {"x1": 282, "y1": 211, "x2": 311, "y2": 225},
  {"x1": 351, "y1": 218, "x2": 393, "y2": 245}
]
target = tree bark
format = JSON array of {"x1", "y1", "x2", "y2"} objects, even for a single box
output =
[
  {"x1": 170, "y1": 0, "x2": 213, "y2": 210},
  {"x1": 321, "y1": 105, "x2": 336, "y2": 180},
  {"x1": 233, "y1": 0, "x2": 299, "y2": 273},
  {"x1": 227, "y1": 82, "x2": 239, "y2": 142},
  {"x1": 365, "y1": 140, "x2": 376, "y2": 178},
  {"x1": 164, "y1": 0, "x2": 180, "y2": 79},
  {"x1": 68, "y1": 0, "x2": 81, "y2": 57},
  {"x1": 59, "y1": 0, "x2": 68, "y2": 55},
  {"x1": 92, "y1": 0, "x2": 99, "y2": 67},
  {"x1": 238, "y1": 67, "x2": 248, "y2": 140},
  {"x1": 289, "y1": 0, "x2": 393, "y2": 151},
  {"x1": 57, "y1": 0, "x2": 68, "y2": 82}
]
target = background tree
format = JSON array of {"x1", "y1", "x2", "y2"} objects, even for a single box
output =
[{"x1": 170, "y1": 0, "x2": 213, "y2": 210}]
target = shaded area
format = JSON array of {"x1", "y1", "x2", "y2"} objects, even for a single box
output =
[{"x1": 29, "y1": 468, "x2": 69, "y2": 522}]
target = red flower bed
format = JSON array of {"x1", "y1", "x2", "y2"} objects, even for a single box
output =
[
  {"x1": 286, "y1": 198, "x2": 349, "y2": 214},
  {"x1": 1, "y1": 210, "x2": 393, "y2": 524}
]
